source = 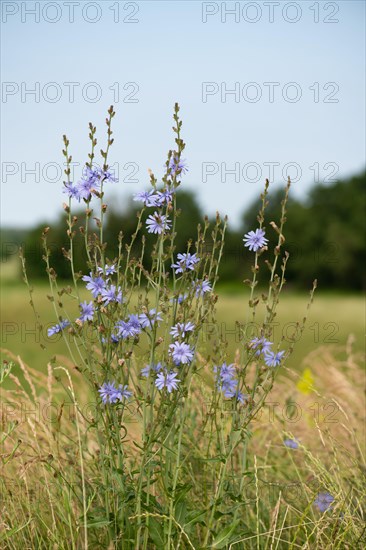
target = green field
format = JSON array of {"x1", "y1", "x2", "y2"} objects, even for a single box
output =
[
  {"x1": 1, "y1": 282, "x2": 364, "y2": 372},
  {"x1": 1, "y1": 281, "x2": 365, "y2": 549}
]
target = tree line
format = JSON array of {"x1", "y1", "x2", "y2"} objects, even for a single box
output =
[{"x1": 1, "y1": 171, "x2": 364, "y2": 290}]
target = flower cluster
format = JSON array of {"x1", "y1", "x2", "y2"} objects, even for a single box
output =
[
  {"x1": 139, "y1": 314, "x2": 195, "y2": 394},
  {"x1": 63, "y1": 166, "x2": 117, "y2": 202},
  {"x1": 77, "y1": 264, "x2": 165, "y2": 349},
  {"x1": 132, "y1": 153, "x2": 188, "y2": 234},
  {"x1": 98, "y1": 381, "x2": 132, "y2": 404},
  {"x1": 82, "y1": 270, "x2": 122, "y2": 304},
  {"x1": 82, "y1": 272, "x2": 105, "y2": 298},
  {"x1": 114, "y1": 309, "x2": 163, "y2": 341},
  {"x1": 214, "y1": 362, "x2": 247, "y2": 403},
  {"x1": 98, "y1": 264, "x2": 117, "y2": 276},
  {"x1": 250, "y1": 337, "x2": 285, "y2": 367},
  {"x1": 171, "y1": 252, "x2": 199, "y2": 274},
  {"x1": 133, "y1": 190, "x2": 158, "y2": 207},
  {"x1": 133, "y1": 188, "x2": 175, "y2": 208},
  {"x1": 116, "y1": 315, "x2": 142, "y2": 339},
  {"x1": 172, "y1": 293, "x2": 188, "y2": 305},
  {"x1": 101, "y1": 284, "x2": 123, "y2": 305},
  {"x1": 170, "y1": 253, "x2": 212, "y2": 303}
]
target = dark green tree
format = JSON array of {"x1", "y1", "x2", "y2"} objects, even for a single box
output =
[{"x1": 240, "y1": 172, "x2": 366, "y2": 290}]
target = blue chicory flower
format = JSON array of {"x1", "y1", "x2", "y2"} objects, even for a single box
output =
[
  {"x1": 76, "y1": 173, "x2": 100, "y2": 201},
  {"x1": 170, "y1": 321, "x2": 195, "y2": 339},
  {"x1": 100, "y1": 284, "x2": 122, "y2": 305},
  {"x1": 138, "y1": 308, "x2": 163, "y2": 329},
  {"x1": 98, "y1": 381, "x2": 132, "y2": 404},
  {"x1": 115, "y1": 316, "x2": 141, "y2": 339},
  {"x1": 169, "y1": 155, "x2": 188, "y2": 177},
  {"x1": 101, "y1": 334, "x2": 119, "y2": 345},
  {"x1": 99, "y1": 169, "x2": 118, "y2": 183},
  {"x1": 78, "y1": 301, "x2": 94, "y2": 322},
  {"x1": 170, "y1": 293, "x2": 188, "y2": 305},
  {"x1": 243, "y1": 228, "x2": 268, "y2": 252},
  {"x1": 284, "y1": 438, "x2": 299, "y2": 449},
  {"x1": 47, "y1": 319, "x2": 70, "y2": 337},
  {"x1": 82, "y1": 272, "x2": 105, "y2": 298},
  {"x1": 141, "y1": 362, "x2": 164, "y2": 378},
  {"x1": 155, "y1": 189, "x2": 174, "y2": 206},
  {"x1": 171, "y1": 252, "x2": 200, "y2": 274},
  {"x1": 221, "y1": 376, "x2": 238, "y2": 398},
  {"x1": 214, "y1": 362, "x2": 248, "y2": 403},
  {"x1": 146, "y1": 212, "x2": 171, "y2": 234},
  {"x1": 169, "y1": 342, "x2": 194, "y2": 365},
  {"x1": 133, "y1": 190, "x2": 158, "y2": 207},
  {"x1": 264, "y1": 350, "x2": 285, "y2": 367},
  {"x1": 155, "y1": 371, "x2": 180, "y2": 393},
  {"x1": 314, "y1": 492, "x2": 334, "y2": 513},
  {"x1": 97, "y1": 264, "x2": 117, "y2": 277},
  {"x1": 194, "y1": 280, "x2": 212, "y2": 297},
  {"x1": 214, "y1": 362, "x2": 236, "y2": 380},
  {"x1": 63, "y1": 182, "x2": 81, "y2": 200},
  {"x1": 83, "y1": 166, "x2": 100, "y2": 183},
  {"x1": 250, "y1": 336, "x2": 273, "y2": 356}
]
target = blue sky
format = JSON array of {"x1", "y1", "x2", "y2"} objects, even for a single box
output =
[{"x1": 1, "y1": 0, "x2": 365, "y2": 229}]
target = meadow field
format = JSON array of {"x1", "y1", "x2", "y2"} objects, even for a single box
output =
[
  {"x1": 1, "y1": 281, "x2": 364, "y2": 374},
  {"x1": 1, "y1": 280, "x2": 365, "y2": 548}
]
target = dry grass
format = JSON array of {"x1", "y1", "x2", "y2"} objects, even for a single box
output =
[
  {"x1": 0, "y1": 338, "x2": 365, "y2": 548},
  {"x1": 253, "y1": 335, "x2": 365, "y2": 455}
]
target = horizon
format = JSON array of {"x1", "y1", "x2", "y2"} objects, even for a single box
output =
[{"x1": 1, "y1": 167, "x2": 365, "y2": 232}]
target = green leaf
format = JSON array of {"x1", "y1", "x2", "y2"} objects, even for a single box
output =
[
  {"x1": 184, "y1": 509, "x2": 207, "y2": 527},
  {"x1": 202, "y1": 456, "x2": 226, "y2": 463},
  {"x1": 148, "y1": 517, "x2": 165, "y2": 547},
  {"x1": 175, "y1": 501, "x2": 187, "y2": 525},
  {"x1": 0, "y1": 519, "x2": 32, "y2": 542},
  {"x1": 86, "y1": 518, "x2": 112, "y2": 529},
  {"x1": 211, "y1": 522, "x2": 239, "y2": 548},
  {"x1": 174, "y1": 484, "x2": 193, "y2": 506}
]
